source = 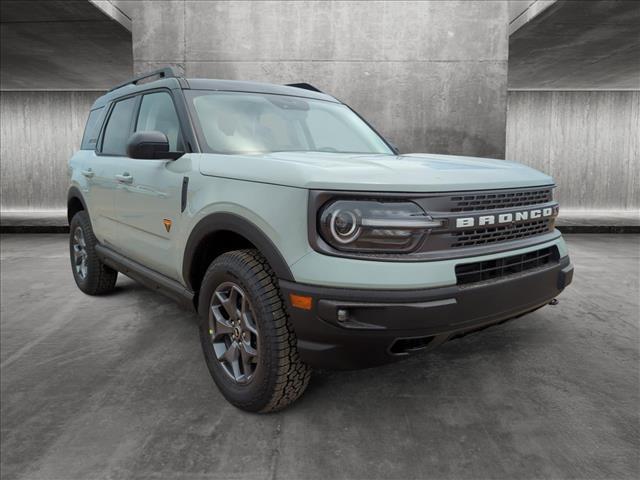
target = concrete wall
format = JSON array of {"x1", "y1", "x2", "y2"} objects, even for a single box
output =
[
  {"x1": 3, "y1": 89, "x2": 634, "y2": 213},
  {"x1": 5, "y1": 2, "x2": 634, "y2": 216},
  {"x1": 0, "y1": 91, "x2": 102, "y2": 211},
  {"x1": 0, "y1": 0, "x2": 133, "y2": 90},
  {"x1": 130, "y1": 0, "x2": 509, "y2": 158},
  {"x1": 506, "y1": 90, "x2": 639, "y2": 211},
  {"x1": 508, "y1": 1, "x2": 640, "y2": 90}
]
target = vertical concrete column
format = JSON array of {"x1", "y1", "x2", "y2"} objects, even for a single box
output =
[{"x1": 132, "y1": 0, "x2": 508, "y2": 158}]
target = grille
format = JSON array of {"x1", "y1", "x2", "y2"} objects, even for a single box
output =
[
  {"x1": 455, "y1": 246, "x2": 559, "y2": 286},
  {"x1": 450, "y1": 189, "x2": 552, "y2": 212},
  {"x1": 451, "y1": 219, "x2": 552, "y2": 248}
]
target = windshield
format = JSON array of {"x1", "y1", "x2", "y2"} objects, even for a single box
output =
[{"x1": 185, "y1": 90, "x2": 393, "y2": 155}]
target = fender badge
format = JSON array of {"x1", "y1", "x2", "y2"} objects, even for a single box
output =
[{"x1": 163, "y1": 219, "x2": 172, "y2": 232}]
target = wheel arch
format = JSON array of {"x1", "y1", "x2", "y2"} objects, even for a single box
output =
[
  {"x1": 67, "y1": 186, "x2": 88, "y2": 224},
  {"x1": 183, "y1": 212, "x2": 294, "y2": 295}
]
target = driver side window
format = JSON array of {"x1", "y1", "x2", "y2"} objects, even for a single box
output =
[
  {"x1": 135, "y1": 92, "x2": 184, "y2": 152},
  {"x1": 101, "y1": 97, "x2": 136, "y2": 155}
]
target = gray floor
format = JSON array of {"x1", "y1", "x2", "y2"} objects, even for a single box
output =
[{"x1": 1, "y1": 234, "x2": 638, "y2": 480}]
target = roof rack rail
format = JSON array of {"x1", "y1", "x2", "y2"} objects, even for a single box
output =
[
  {"x1": 109, "y1": 67, "x2": 180, "y2": 92},
  {"x1": 286, "y1": 83, "x2": 323, "y2": 93}
]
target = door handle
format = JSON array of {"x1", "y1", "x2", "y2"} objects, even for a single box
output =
[
  {"x1": 115, "y1": 173, "x2": 133, "y2": 184},
  {"x1": 81, "y1": 169, "x2": 94, "y2": 178}
]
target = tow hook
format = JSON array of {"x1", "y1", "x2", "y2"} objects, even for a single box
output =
[{"x1": 549, "y1": 298, "x2": 559, "y2": 306}]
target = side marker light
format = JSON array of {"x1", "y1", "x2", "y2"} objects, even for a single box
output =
[{"x1": 290, "y1": 294, "x2": 312, "y2": 311}]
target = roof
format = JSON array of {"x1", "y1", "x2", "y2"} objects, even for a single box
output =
[{"x1": 91, "y1": 76, "x2": 339, "y2": 110}]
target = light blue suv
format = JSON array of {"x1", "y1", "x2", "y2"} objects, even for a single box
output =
[{"x1": 68, "y1": 68, "x2": 573, "y2": 412}]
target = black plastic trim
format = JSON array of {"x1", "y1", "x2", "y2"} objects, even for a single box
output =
[
  {"x1": 559, "y1": 264, "x2": 574, "y2": 289},
  {"x1": 67, "y1": 186, "x2": 87, "y2": 209},
  {"x1": 108, "y1": 67, "x2": 178, "y2": 92},
  {"x1": 67, "y1": 186, "x2": 88, "y2": 222},
  {"x1": 286, "y1": 83, "x2": 323, "y2": 93},
  {"x1": 96, "y1": 244, "x2": 195, "y2": 310},
  {"x1": 171, "y1": 88, "x2": 201, "y2": 153},
  {"x1": 181, "y1": 176, "x2": 189, "y2": 212},
  {"x1": 182, "y1": 212, "x2": 294, "y2": 290},
  {"x1": 280, "y1": 255, "x2": 572, "y2": 369}
]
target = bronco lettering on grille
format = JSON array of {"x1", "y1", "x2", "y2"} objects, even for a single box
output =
[{"x1": 455, "y1": 207, "x2": 556, "y2": 229}]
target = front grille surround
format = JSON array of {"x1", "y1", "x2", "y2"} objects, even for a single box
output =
[
  {"x1": 455, "y1": 246, "x2": 559, "y2": 286},
  {"x1": 414, "y1": 185, "x2": 558, "y2": 253}
]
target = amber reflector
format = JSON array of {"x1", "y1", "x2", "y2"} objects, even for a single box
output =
[{"x1": 289, "y1": 293, "x2": 312, "y2": 310}]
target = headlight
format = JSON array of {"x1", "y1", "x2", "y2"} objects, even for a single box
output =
[{"x1": 318, "y1": 200, "x2": 441, "y2": 253}]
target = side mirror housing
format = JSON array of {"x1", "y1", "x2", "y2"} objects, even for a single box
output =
[{"x1": 126, "y1": 131, "x2": 183, "y2": 160}]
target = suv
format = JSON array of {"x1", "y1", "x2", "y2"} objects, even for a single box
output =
[{"x1": 68, "y1": 68, "x2": 573, "y2": 412}]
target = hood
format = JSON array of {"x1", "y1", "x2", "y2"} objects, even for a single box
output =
[{"x1": 198, "y1": 152, "x2": 554, "y2": 192}]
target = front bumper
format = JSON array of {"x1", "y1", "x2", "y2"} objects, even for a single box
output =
[{"x1": 280, "y1": 256, "x2": 573, "y2": 370}]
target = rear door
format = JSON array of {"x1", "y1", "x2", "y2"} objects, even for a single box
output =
[
  {"x1": 87, "y1": 96, "x2": 138, "y2": 246},
  {"x1": 113, "y1": 90, "x2": 188, "y2": 278},
  {"x1": 75, "y1": 106, "x2": 105, "y2": 219}
]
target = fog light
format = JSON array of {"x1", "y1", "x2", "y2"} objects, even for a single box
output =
[{"x1": 337, "y1": 309, "x2": 349, "y2": 322}]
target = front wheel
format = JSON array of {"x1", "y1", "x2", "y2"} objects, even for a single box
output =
[{"x1": 198, "y1": 249, "x2": 311, "y2": 412}]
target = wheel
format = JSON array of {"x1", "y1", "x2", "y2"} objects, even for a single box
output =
[
  {"x1": 198, "y1": 249, "x2": 311, "y2": 412},
  {"x1": 69, "y1": 211, "x2": 118, "y2": 295}
]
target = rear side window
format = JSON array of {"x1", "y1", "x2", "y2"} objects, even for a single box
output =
[
  {"x1": 80, "y1": 107, "x2": 104, "y2": 150},
  {"x1": 135, "y1": 92, "x2": 184, "y2": 151},
  {"x1": 101, "y1": 97, "x2": 137, "y2": 155}
]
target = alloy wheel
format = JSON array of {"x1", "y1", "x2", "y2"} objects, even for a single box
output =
[
  {"x1": 209, "y1": 282, "x2": 259, "y2": 383},
  {"x1": 72, "y1": 226, "x2": 88, "y2": 280}
]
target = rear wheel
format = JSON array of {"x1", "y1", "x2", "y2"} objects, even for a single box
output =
[
  {"x1": 198, "y1": 249, "x2": 311, "y2": 412},
  {"x1": 69, "y1": 211, "x2": 118, "y2": 295}
]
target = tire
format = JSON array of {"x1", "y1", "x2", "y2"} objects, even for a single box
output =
[
  {"x1": 69, "y1": 210, "x2": 118, "y2": 295},
  {"x1": 198, "y1": 249, "x2": 311, "y2": 412}
]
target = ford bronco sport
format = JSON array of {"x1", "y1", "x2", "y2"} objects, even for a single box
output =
[{"x1": 68, "y1": 68, "x2": 573, "y2": 412}]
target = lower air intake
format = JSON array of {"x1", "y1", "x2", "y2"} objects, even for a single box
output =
[{"x1": 455, "y1": 246, "x2": 559, "y2": 286}]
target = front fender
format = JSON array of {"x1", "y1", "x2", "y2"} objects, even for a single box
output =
[{"x1": 182, "y1": 212, "x2": 296, "y2": 290}]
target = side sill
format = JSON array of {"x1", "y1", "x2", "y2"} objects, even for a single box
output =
[{"x1": 96, "y1": 244, "x2": 196, "y2": 312}]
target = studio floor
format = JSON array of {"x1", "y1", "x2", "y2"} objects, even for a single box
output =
[{"x1": 1, "y1": 234, "x2": 638, "y2": 480}]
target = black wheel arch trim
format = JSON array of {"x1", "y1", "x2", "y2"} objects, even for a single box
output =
[
  {"x1": 67, "y1": 186, "x2": 88, "y2": 222},
  {"x1": 182, "y1": 212, "x2": 295, "y2": 291}
]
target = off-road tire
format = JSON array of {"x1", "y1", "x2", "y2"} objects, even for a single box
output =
[
  {"x1": 69, "y1": 211, "x2": 118, "y2": 295},
  {"x1": 198, "y1": 249, "x2": 311, "y2": 412}
]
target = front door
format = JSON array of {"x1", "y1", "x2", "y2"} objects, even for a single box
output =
[{"x1": 113, "y1": 91, "x2": 188, "y2": 279}]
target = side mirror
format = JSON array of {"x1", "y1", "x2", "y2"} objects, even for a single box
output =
[{"x1": 126, "y1": 131, "x2": 183, "y2": 160}]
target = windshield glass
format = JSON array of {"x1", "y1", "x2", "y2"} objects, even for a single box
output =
[{"x1": 186, "y1": 90, "x2": 393, "y2": 155}]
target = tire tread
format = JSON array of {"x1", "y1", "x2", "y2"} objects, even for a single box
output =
[
  {"x1": 69, "y1": 211, "x2": 117, "y2": 295},
  {"x1": 200, "y1": 249, "x2": 311, "y2": 412}
]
